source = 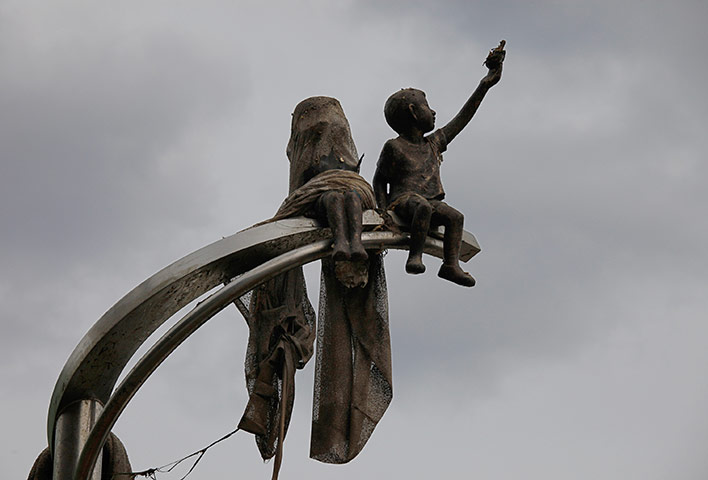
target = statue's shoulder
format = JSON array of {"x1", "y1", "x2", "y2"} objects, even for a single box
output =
[{"x1": 381, "y1": 137, "x2": 406, "y2": 156}]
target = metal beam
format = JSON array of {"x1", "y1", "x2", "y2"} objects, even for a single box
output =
[{"x1": 47, "y1": 212, "x2": 480, "y2": 479}]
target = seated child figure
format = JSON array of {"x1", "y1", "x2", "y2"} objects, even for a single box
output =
[
  {"x1": 276, "y1": 96, "x2": 375, "y2": 263},
  {"x1": 373, "y1": 42, "x2": 505, "y2": 287}
]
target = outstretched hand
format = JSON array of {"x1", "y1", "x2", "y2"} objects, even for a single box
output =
[
  {"x1": 439, "y1": 40, "x2": 506, "y2": 143},
  {"x1": 483, "y1": 40, "x2": 506, "y2": 87}
]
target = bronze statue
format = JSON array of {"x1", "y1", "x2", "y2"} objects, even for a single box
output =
[
  {"x1": 239, "y1": 97, "x2": 391, "y2": 478},
  {"x1": 241, "y1": 40, "x2": 506, "y2": 474},
  {"x1": 374, "y1": 41, "x2": 506, "y2": 287},
  {"x1": 277, "y1": 97, "x2": 372, "y2": 262},
  {"x1": 27, "y1": 43, "x2": 504, "y2": 480}
]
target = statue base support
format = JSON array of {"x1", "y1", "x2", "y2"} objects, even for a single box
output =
[{"x1": 53, "y1": 399, "x2": 103, "y2": 480}]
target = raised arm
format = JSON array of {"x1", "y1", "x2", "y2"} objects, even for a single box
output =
[{"x1": 441, "y1": 41, "x2": 506, "y2": 144}]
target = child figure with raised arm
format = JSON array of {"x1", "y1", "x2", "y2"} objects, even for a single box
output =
[{"x1": 373, "y1": 41, "x2": 505, "y2": 287}]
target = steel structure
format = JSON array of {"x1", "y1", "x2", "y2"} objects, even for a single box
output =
[{"x1": 46, "y1": 211, "x2": 480, "y2": 480}]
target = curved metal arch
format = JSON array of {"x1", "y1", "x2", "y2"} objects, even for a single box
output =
[
  {"x1": 47, "y1": 211, "x2": 480, "y2": 480},
  {"x1": 77, "y1": 233, "x2": 408, "y2": 480}
]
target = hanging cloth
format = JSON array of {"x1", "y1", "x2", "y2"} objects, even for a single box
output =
[{"x1": 237, "y1": 97, "x2": 392, "y2": 478}]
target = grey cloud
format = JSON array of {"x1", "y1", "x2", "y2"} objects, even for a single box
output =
[
  {"x1": 4, "y1": 1, "x2": 708, "y2": 479},
  {"x1": 1, "y1": 15, "x2": 248, "y2": 273}
]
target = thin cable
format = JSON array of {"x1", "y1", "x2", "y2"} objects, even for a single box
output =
[{"x1": 113, "y1": 427, "x2": 240, "y2": 480}]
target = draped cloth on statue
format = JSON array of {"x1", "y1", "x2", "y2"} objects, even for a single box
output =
[
  {"x1": 311, "y1": 253, "x2": 391, "y2": 464},
  {"x1": 285, "y1": 96, "x2": 362, "y2": 195},
  {"x1": 239, "y1": 266, "x2": 316, "y2": 460},
  {"x1": 272, "y1": 169, "x2": 376, "y2": 222},
  {"x1": 238, "y1": 97, "x2": 392, "y2": 468}
]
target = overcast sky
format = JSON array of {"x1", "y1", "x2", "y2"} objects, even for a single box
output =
[{"x1": 3, "y1": 1, "x2": 708, "y2": 479}]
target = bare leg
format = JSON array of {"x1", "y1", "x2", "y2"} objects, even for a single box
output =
[
  {"x1": 431, "y1": 202, "x2": 475, "y2": 287},
  {"x1": 318, "y1": 191, "x2": 350, "y2": 261},
  {"x1": 344, "y1": 190, "x2": 368, "y2": 261},
  {"x1": 396, "y1": 197, "x2": 432, "y2": 274}
]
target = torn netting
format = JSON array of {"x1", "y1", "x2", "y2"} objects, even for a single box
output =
[
  {"x1": 310, "y1": 254, "x2": 392, "y2": 463},
  {"x1": 238, "y1": 267, "x2": 315, "y2": 461}
]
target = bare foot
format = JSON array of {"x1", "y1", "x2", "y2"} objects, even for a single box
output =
[
  {"x1": 438, "y1": 264, "x2": 475, "y2": 287},
  {"x1": 405, "y1": 256, "x2": 426, "y2": 274}
]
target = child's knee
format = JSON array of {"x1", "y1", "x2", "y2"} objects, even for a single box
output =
[
  {"x1": 321, "y1": 190, "x2": 343, "y2": 206},
  {"x1": 413, "y1": 199, "x2": 433, "y2": 218},
  {"x1": 439, "y1": 206, "x2": 463, "y2": 226},
  {"x1": 344, "y1": 190, "x2": 361, "y2": 205},
  {"x1": 450, "y1": 208, "x2": 464, "y2": 225}
]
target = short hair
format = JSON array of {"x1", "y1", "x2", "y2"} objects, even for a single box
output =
[{"x1": 384, "y1": 88, "x2": 422, "y2": 134}]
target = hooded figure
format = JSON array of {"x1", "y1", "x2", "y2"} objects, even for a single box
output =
[{"x1": 238, "y1": 97, "x2": 392, "y2": 474}]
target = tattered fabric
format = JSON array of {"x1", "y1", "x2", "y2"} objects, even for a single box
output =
[
  {"x1": 238, "y1": 96, "x2": 392, "y2": 476},
  {"x1": 272, "y1": 169, "x2": 376, "y2": 221},
  {"x1": 239, "y1": 267, "x2": 315, "y2": 462},
  {"x1": 310, "y1": 253, "x2": 391, "y2": 463}
]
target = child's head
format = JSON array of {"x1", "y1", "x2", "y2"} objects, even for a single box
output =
[{"x1": 384, "y1": 88, "x2": 436, "y2": 135}]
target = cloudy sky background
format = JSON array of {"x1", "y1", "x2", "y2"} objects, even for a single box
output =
[{"x1": 3, "y1": 0, "x2": 707, "y2": 478}]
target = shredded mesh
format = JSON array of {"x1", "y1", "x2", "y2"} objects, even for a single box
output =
[
  {"x1": 233, "y1": 289, "x2": 252, "y2": 323},
  {"x1": 310, "y1": 254, "x2": 392, "y2": 464},
  {"x1": 239, "y1": 267, "x2": 316, "y2": 460}
]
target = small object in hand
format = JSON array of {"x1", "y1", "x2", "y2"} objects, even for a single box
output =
[{"x1": 484, "y1": 40, "x2": 506, "y2": 69}]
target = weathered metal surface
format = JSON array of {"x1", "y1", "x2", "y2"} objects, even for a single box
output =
[
  {"x1": 53, "y1": 400, "x2": 103, "y2": 480},
  {"x1": 47, "y1": 212, "x2": 480, "y2": 479},
  {"x1": 48, "y1": 216, "x2": 327, "y2": 451}
]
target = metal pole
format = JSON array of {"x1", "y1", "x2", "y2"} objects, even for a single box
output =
[{"x1": 53, "y1": 399, "x2": 103, "y2": 480}]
